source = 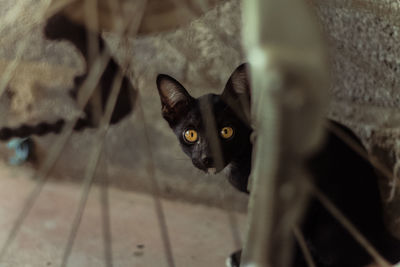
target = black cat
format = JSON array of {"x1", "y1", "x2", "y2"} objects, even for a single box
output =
[{"x1": 156, "y1": 63, "x2": 400, "y2": 267}]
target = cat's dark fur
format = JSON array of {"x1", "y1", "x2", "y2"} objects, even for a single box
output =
[
  {"x1": 156, "y1": 64, "x2": 252, "y2": 192},
  {"x1": 156, "y1": 63, "x2": 400, "y2": 267}
]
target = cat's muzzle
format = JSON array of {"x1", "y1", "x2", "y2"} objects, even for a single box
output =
[{"x1": 193, "y1": 157, "x2": 225, "y2": 174}]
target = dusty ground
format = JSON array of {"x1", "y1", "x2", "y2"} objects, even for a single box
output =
[{"x1": 0, "y1": 162, "x2": 247, "y2": 267}]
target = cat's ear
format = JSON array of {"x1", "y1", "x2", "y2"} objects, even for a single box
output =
[
  {"x1": 156, "y1": 74, "x2": 194, "y2": 126},
  {"x1": 221, "y1": 63, "x2": 251, "y2": 124}
]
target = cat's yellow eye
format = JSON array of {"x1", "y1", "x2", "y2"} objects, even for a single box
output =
[
  {"x1": 220, "y1": 126, "x2": 234, "y2": 139},
  {"x1": 183, "y1": 129, "x2": 198, "y2": 143}
]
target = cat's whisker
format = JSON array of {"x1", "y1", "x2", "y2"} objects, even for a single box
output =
[{"x1": 155, "y1": 59, "x2": 399, "y2": 266}]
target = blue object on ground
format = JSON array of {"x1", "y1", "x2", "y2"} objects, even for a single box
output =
[{"x1": 6, "y1": 138, "x2": 31, "y2": 165}]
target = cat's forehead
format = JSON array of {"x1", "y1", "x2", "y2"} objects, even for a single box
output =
[
  {"x1": 179, "y1": 93, "x2": 233, "y2": 129},
  {"x1": 197, "y1": 93, "x2": 226, "y2": 113}
]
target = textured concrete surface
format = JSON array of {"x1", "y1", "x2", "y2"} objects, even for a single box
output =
[{"x1": 0, "y1": 162, "x2": 246, "y2": 267}]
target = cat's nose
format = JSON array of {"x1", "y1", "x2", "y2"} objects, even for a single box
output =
[{"x1": 201, "y1": 156, "x2": 214, "y2": 167}]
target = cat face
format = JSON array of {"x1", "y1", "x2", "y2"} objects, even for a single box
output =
[{"x1": 156, "y1": 64, "x2": 252, "y2": 174}]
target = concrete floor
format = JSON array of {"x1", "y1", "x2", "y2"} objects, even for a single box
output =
[{"x1": 0, "y1": 163, "x2": 247, "y2": 267}]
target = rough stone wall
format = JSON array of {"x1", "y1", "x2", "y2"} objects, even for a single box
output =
[{"x1": 312, "y1": 0, "x2": 400, "y2": 235}]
